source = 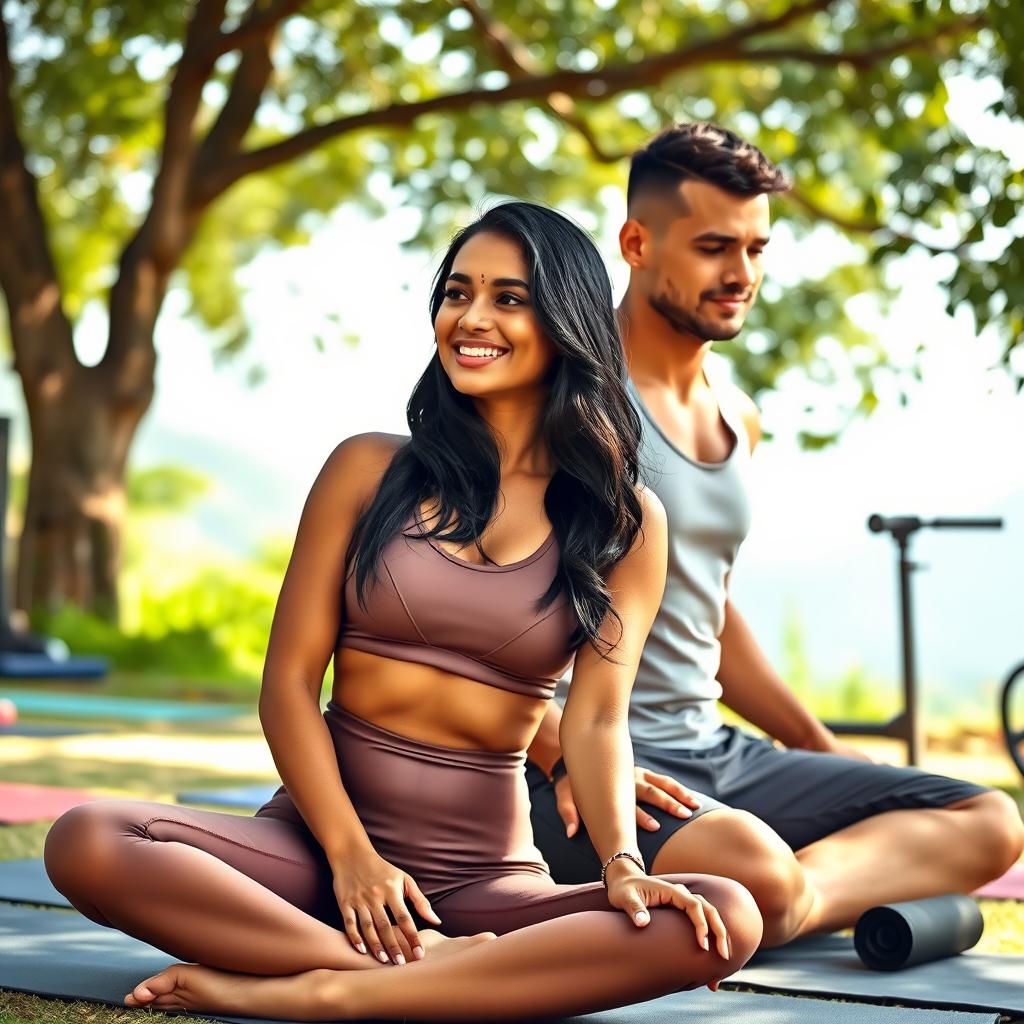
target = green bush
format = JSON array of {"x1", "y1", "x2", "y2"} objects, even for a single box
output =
[{"x1": 35, "y1": 539, "x2": 291, "y2": 684}]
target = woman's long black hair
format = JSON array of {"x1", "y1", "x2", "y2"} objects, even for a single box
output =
[{"x1": 348, "y1": 201, "x2": 644, "y2": 654}]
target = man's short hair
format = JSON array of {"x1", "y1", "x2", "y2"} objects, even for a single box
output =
[{"x1": 627, "y1": 122, "x2": 790, "y2": 208}]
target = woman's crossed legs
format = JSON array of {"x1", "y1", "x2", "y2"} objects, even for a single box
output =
[
  {"x1": 127, "y1": 869, "x2": 762, "y2": 1021},
  {"x1": 47, "y1": 798, "x2": 761, "y2": 1020}
]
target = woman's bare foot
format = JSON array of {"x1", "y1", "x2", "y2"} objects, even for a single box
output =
[
  {"x1": 123, "y1": 935, "x2": 497, "y2": 1018},
  {"x1": 419, "y1": 928, "x2": 496, "y2": 960},
  {"x1": 125, "y1": 964, "x2": 341, "y2": 1020}
]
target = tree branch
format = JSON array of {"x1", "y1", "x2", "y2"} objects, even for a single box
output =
[
  {"x1": 456, "y1": 0, "x2": 627, "y2": 161},
  {"x1": 744, "y1": 14, "x2": 986, "y2": 69},
  {"x1": 786, "y1": 186, "x2": 969, "y2": 256},
  {"x1": 706, "y1": 0, "x2": 838, "y2": 47},
  {"x1": 192, "y1": 36, "x2": 275, "y2": 193},
  {"x1": 0, "y1": 9, "x2": 78, "y2": 384},
  {"x1": 102, "y1": 0, "x2": 234, "y2": 383},
  {"x1": 205, "y1": 0, "x2": 307, "y2": 62},
  {"x1": 106, "y1": 0, "x2": 298, "y2": 385},
  {"x1": 141, "y1": 0, "x2": 229, "y2": 267},
  {"x1": 208, "y1": 1, "x2": 985, "y2": 197}
]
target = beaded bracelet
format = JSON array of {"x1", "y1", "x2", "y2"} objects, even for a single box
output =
[{"x1": 600, "y1": 850, "x2": 645, "y2": 887}]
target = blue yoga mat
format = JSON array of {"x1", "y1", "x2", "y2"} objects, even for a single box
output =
[
  {"x1": 0, "y1": 904, "x2": 1000, "y2": 1024},
  {"x1": 0, "y1": 690, "x2": 251, "y2": 722},
  {"x1": 0, "y1": 722, "x2": 108, "y2": 737},
  {"x1": 176, "y1": 783, "x2": 279, "y2": 808},
  {"x1": 0, "y1": 652, "x2": 108, "y2": 679},
  {"x1": 0, "y1": 859, "x2": 68, "y2": 908}
]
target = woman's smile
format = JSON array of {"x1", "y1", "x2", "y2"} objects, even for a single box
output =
[{"x1": 453, "y1": 339, "x2": 511, "y2": 368}]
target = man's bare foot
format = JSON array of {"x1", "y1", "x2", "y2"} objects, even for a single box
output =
[
  {"x1": 419, "y1": 928, "x2": 496, "y2": 960},
  {"x1": 125, "y1": 964, "x2": 342, "y2": 1020}
]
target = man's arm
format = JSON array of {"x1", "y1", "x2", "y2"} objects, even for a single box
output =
[
  {"x1": 526, "y1": 699, "x2": 563, "y2": 778},
  {"x1": 721, "y1": 388, "x2": 868, "y2": 758}
]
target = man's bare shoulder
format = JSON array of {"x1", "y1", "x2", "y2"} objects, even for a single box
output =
[{"x1": 729, "y1": 387, "x2": 761, "y2": 453}]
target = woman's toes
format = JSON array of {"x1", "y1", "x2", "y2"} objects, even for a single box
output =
[{"x1": 125, "y1": 966, "x2": 187, "y2": 1007}]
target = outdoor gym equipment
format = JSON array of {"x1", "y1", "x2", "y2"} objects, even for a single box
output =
[
  {"x1": 1001, "y1": 660, "x2": 1024, "y2": 780},
  {"x1": 824, "y1": 514, "x2": 1002, "y2": 767}
]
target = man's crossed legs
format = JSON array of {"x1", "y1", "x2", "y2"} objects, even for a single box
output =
[{"x1": 528, "y1": 726, "x2": 1024, "y2": 946}]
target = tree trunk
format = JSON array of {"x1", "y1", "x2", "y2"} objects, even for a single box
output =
[{"x1": 15, "y1": 358, "x2": 152, "y2": 622}]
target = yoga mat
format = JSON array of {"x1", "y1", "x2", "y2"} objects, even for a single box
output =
[
  {"x1": 855, "y1": 896, "x2": 984, "y2": 971},
  {"x1": 0, "y1": 652, "x2": 107, "y2": 680},
  {"x1": 0, "y1": 782, "x2": 101, "y2": 824},
  {"x1": 0, "y1": 859, "x2": 69, "y2": 909},
  {"x1": 0, "y1": 689, "x2": 250, "y2": 722},
  {"x1": 176, "y1": 783, "x2": 279, "y2": 809},
  {"x1": 0, "y1": 905, "x2": 999, "y2": 1024},
  {"x1": 728, "y1": 933, "x2": 1024, "y2": 1015},
  {"x1": 973, "y1": 862, "x2": 1024, "y2": 901},
  {"x1": 0, "y1": 722, "x2": 108, "y2": 737}
]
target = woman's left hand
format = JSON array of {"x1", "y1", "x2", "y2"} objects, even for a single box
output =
[{"x1": 604, "y1": 860, "x2": 731, "y2": 963}]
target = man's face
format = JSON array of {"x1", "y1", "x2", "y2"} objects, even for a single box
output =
[{"x1": 626, "y1": 180, "x2": 772, "y2": 343}]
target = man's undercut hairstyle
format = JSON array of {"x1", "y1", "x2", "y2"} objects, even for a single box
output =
[{"x1": 627, "y1": 122, "x2": 790, "y2": 209}]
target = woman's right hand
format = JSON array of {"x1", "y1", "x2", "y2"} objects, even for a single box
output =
[
  {"x1": 332, "y1": 848, "x2": 442, "y2": 965},
  {"x1": 604, "y1": 859, "x2": 730, "y2": 964}
]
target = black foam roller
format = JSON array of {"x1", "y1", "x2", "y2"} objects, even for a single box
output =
[{"x1": 853, "y1": 895, "x2": 984, "y2": 971}]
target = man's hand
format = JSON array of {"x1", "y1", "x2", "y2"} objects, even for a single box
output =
[
  {"x1": 554, "y1": 766, "x2": 702, "y2": 838},
  {"x1": 812, "y1": 731, "x2": 875, "y2": 763}
]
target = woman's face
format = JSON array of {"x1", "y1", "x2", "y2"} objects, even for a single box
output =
[{"x1": 434, "y1": 231, "x2": 558, "y2": 400}]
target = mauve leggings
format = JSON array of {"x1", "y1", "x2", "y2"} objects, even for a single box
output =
[{"x1": 44, "y1": 704, "x2": 761, "y2": 981}]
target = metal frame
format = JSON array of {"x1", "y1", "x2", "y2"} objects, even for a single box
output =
[{"x1": 824, "y1": 514, "x2": 1002, "y2": 766}]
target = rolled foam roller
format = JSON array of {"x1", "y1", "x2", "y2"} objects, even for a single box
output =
[{"x1": 853, "y1": 894, "x2": 984, "y2": 971}]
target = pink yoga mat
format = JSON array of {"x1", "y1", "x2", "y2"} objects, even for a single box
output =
[
  {"x1": 0, "y1": 783, "x2": 102, "y2": 824},
  {"x1": 973, "y1": 862, "x2": 1024, "y2": 900}
]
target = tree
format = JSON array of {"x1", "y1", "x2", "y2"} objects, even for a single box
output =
[{"x1": 0, "y1": 0, "x2": 1019, "y2": 620}]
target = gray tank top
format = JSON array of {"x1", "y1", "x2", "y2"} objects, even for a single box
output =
[{"x1": 624, "y1": 368, "x2": 754, "y2": 750}]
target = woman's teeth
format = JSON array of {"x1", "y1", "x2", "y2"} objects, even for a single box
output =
[{"x1": 458, "y1": 345, "x2": 506, "y2": 357}]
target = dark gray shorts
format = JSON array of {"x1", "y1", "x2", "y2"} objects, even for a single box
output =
[{"x1": 526, "y1": 725, "x2": 990, "y2": 884}]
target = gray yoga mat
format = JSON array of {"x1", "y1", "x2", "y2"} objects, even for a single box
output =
[
  {"x1": 0, "y1": 859, "x2": 70, "y2": 908},
  {"x1": 2, "y1": 864, "x2": 1020, "y2": 1015},
  {"x1": 728, "y1": 933, "x2": 1024, "y2": 1015},
  {"x1": 0, "y1": 905, "x2": 999, "y2": 1024},
  {"x1": 176, "y1": 783, "x2": 279, "y2": 808}
]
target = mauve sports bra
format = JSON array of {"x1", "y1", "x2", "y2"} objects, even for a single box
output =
[{"x1": 338, "y1": 508, "x2": 578, "y2": 699}]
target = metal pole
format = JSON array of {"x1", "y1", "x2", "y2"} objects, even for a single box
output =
[{"x1": 896, "y1": 532, "x2": 921, "y2": 766}]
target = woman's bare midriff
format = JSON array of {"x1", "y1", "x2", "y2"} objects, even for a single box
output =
[{"x1": 331, "y1": 646, "x2": 548, "y2": 753}]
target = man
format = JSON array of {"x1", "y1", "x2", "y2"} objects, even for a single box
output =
[{"x1": 526, "y1": 122, "x2": 1023, "y2": 946}]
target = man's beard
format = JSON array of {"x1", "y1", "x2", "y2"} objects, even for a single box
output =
[{"x1": 649, "y1": 290, "x2": 745, "y2": 343}]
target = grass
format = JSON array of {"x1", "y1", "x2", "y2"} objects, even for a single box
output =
[
  {"x1": 0, "y1": 993, "x2": 167, "y2": 1024},
  {"x1": 0, "y1": 993, "x2": 194, "y2": 1024},
  {"x1": 1, "y1": 711, "x2": 1023, "y2": 1024}
]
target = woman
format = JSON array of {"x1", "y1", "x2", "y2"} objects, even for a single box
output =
[{"x1": 45, "y1": 203, "x2": 761, "y2": 1021}]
